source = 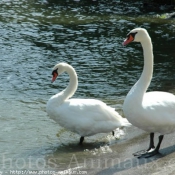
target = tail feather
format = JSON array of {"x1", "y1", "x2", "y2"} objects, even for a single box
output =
[{"x1": 121, "y1": 118, "x2": 132, "y2": 127}]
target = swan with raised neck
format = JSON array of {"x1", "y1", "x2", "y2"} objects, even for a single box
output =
[{"x1": 123, "y1": 28, "x2": 175, "y2": 158}]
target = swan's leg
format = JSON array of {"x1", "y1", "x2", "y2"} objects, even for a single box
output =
[
  {"x1": 146, "y1": 132, "x2": 155, "y2": 151},
  {"x1": 139, "y1": 135, "x2": 164, "y2": 158},
  {"x1": 112, "y1": 131, "x2": 115, "y2": 136},
  {"x1": 133, "y1": 133, "x2": 155, "y2": 156},
  {"x1": 155, "y1": 135, "x2": 164, "y2": 152},
  {"x1": 79, "y1": 136, "x2": 84, "y2": 145}
]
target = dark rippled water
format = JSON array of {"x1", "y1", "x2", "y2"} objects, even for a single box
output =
[{"x1": 0, "y1": 0, "x2": 175, "y2": 172}]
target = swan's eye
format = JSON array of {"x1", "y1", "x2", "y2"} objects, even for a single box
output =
[
  {"x1": 126, "y1": 32, "x2": 137, "y2": 40},
  {"x1": 51, "y1": 68, "x2": 58, "y2": 83},
  {"x1": 130, "y1": 32, "x2": 137, "y2": 38},
  {"x1": 52, "y1": 68, "x2": 58, "y2": 76},
  {"x1": 125, "y1": 32, "x2": 138, "y2": 44}
]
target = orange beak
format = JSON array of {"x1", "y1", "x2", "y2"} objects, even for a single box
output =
[
  {"x1": 52, "y1": 72, "x2": 58, "y2": 83},
  {"x1": 123, "y1": 34, "x2": 134, "y2": 46}
]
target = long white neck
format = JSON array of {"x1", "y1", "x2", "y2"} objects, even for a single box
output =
[
  {"x1": 58, "y1": 65, "x2": 78, "y2": 102},
  {"x1": 127, "y1": 36, "x2": 153, "y2": 101}
]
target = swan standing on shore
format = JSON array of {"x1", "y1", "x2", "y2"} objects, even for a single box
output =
[
  {"x1": 123, "y1": 28, "x2": 175, "y2": 158},
  {"x1": 46, "y1": 62, "x2": 131, "y2": 144}
]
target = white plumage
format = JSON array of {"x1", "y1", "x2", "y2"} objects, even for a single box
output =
[
  {"x1": 46, "y1": 62, "x2": 131, "y2": 144},
  {"x1": 123, "y1": 28, "x2": 175, "y2": 157}
]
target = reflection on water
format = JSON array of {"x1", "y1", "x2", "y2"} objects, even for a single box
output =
[{"x1": 0, "y1": 0, "x2": 175, "y2": 172}]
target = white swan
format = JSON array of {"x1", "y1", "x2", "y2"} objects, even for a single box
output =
[
  {"x1": 46, "y1": 62, "x2": 131, "y2": 144},
  {"x1": 123, "y1": 28, "x2": 175, "y2": 158}
]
